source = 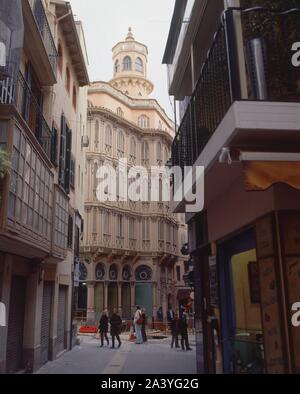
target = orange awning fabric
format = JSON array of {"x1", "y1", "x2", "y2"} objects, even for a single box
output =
[{"x1": 243, "y1": 161, "x2": 300, "y2": 191}]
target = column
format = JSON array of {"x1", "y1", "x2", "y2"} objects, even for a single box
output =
[
  {"x1": 104, "y1": 282, "x2": 108, "y2": 310},
  {"x1": 130, "y1": 282, "x2": 135, "y2": 316},
  {"x1": 118, "y1": 282, "x2": 122, "y2": 317},
  {"x1": 87, "y1": 282, "x2": 95, "y2": 323},
  {"x1": 152, "y1": 282, "x2": 158, "y2": 319},
  {"x1": 0, "y1": 254, "x2": 12, "y2": 374}
]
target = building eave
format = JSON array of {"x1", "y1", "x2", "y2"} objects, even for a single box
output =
[{"x1": 52, "y1": 0, "x2": 90, "y2": 86}]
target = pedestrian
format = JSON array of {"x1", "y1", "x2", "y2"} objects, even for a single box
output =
[
  {"x1": 141, "y1": 308, "x2": 147, "y2": 343},
  {"x1": 110, "y1": 308, "x2": 122, "y2": 349},
  {"x1": 157, "y1": 306, "x2": 163, "y2": 322},
  {"x1": 167, "y1": 305, "x2": 179, "y2": 349},
  {"x1": 171, "y1": 316, "x2": 180, "y2": 349},
  {"x1": 98, "y1": 310, "x2": 109, "y2": 347},
  {"x1": 134, "y1": 305, "x2": 144, "y2": 344},
  {"x1": 179, "y1": 307, "x2": 192, "y2": 351}
]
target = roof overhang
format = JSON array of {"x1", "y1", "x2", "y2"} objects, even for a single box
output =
[{"x1": 52, "y1": 0, "x2": 89, "y2": 86}]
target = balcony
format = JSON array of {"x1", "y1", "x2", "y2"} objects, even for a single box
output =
[
  {"x1": 0, "y1": 124, "x2": 54, "y2": 258},
  {"x1": 22, "y1": 0, "x2": 57, "y2": 85},
  {"x1": 0, "y1": 72, "x2": 54, "y2": 163},
  {"x1": 172, "y1": 7, "x2": 300, "y2": 171}
]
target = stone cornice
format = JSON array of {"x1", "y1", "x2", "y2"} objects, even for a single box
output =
[
  {"x1": 88, "y1": 81, "x2": 175, "y2": 130},
  {"x1": 87, "y1": 105, "x2": 174, "y2": 145}
]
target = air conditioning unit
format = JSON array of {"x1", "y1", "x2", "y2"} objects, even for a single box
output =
[{"x1": 81, "y1": 135, "x2": 89, "y2": 148}]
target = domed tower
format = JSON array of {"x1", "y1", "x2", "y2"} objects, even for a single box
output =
[{"x1": 110, "y1": 27, "x2": 154, "y2": 98}]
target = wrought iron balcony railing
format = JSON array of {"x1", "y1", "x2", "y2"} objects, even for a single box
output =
[
  {"x1": 0, "y1": 72, "x2": 53, "y2": 162},
  {"x1": 172, "y1": 6, "x2": 300, "y2": 169},
  {"x1": 28, "y1": 0, "x2": 58, "y2": 73}
]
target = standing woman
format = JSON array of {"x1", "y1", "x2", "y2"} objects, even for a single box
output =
[
  {"x1": 98, "y1": 310, "x2": 109, "y2": 347},
  {"x1": 134, "y1": 305, "x2": 143, "y2": 344},
  {"x1": 141, "y1": 308, "x2": 147, "y2": 343}
]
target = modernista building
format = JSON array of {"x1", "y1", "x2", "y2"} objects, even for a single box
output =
[{"x1": 79, "y1": 28, "x2": 189, "y2": 323}]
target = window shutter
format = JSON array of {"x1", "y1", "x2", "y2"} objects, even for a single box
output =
[
  {"x1": 51, "y1": 126, "x2": 58, "y2": 165},
  {"x1": 64, "y1": 126, "x2": 72, "y2": 193},
  {"x1": 70, "y1": 158, "x2": 75, "y2": 189},
  {"x1": 67, "y1": 215, "x2": 73, "y2": 249},
  {"x1": 59, "y1": 115, "x2": 66, "y2": 186}
]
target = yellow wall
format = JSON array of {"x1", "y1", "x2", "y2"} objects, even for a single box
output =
[{"x1": 231, "y1": 249, "x2": 262, "y2": 331}]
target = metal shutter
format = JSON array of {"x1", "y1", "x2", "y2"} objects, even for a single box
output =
[
  {"x1": 40, "y1": 282, "x2": 52, "y2": 365},
  {"x1": 57, "y1": 285, "x2": 67, "y2": 354},
  {"x1": 6, "y1": 276, "x2": 26, "y2": 374}
]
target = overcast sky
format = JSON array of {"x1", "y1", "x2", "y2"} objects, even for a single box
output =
[{"x1": 69, "y1": 0, "x2": 175, "y2": 119}]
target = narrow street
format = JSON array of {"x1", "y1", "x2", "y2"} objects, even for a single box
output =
[{"x1": 37, "y1": 335, "x2": 200, "y2": 375}]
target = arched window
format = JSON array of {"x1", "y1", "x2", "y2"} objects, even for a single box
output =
[
  {"x1": 114, "y1": 59, "x2": 120, "y2": 74},
  {"x1": 103, "y1": 211, "x2": 110, "y2": 234},
  {"x1": 142, "y1": 218, "x2": 150, "y2": 241},
  {"x1": 138, "y1": 115, "x2": 149, "y2": 129},
  {"x1": 109, "y1": 264, "x2": 118, "y2": 281},
  {"x1": 117, "y1": 130, "x2": 125, "y2": 156},
  {"x1": 141, "y1": 141, "x2": 149, "y2": 161},
  {"x1": 135, "y1": 57, "x2": 143, "y2": 72},
  {"x1": 122, "y1": 266, "x2": 131, "y2": 281},
  {"x1": 58, "y1": 43, "x2": 63, "y2": 74},
  {"x1": 95, "y1": 120, "x2": 100, "y2": 142},
  {"x1": 123, "y1": 56, "x2": 132, "y2": 71},
  {"x1": 135, "y1": 265, "x2": 152, "y2": 281},
  {"x1": 158, "y1": 220, "x2": 165, "y2": 241},
  {"x1": 105, "y1": 125, "x2": 112, "y2": 148},
  {"x1": 156, "y1": 142, "x2": 162, "y2": 162},
  {"x1": 130, "y1": 137, "x2": 136, "y2": 158},
  {"x1": 65, "y1": 66, "x2": 71, "y2": 93},
  {"x1": 72, "y1": 85, "x2": 77, "y2": 109},
  {"x1": 93, "y1": 162, "x2": 98, "y2": 191},
  {"x1": 95, "y1": 263, "x2": 105, "y2": 280}
]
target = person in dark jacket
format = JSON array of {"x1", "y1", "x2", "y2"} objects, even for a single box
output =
[
  {"x1": 167, "y1": 305, "x2": 179, "y2": 349},
  {"x1": 110, "y1": 308, "x2": 122, "y2": 349},
  {"x1": 141, "y1": 308, "x2": 147, "y2": 343},
  {"x1": 179, "y1": 308, "x2": 192, "y2": 351},
  {"x1": 98, "y1": 310, "x2": 109, "y2": 347}
]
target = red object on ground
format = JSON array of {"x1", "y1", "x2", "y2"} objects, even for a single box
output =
[{"x1": 79, "y1": 326, "x2": 98, "y2": 334}]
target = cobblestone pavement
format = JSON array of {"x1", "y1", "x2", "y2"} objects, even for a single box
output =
[{"x1": 37, "y1": 334, "x2": 199, "y2": 374}]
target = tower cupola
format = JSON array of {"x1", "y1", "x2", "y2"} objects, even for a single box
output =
[{"x1": 110, "y1": 27, "x2": 154, "y2": 98}]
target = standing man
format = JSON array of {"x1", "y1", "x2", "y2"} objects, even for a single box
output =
[
  {"x1": 167, "y1": 305, "x2": 179, "y2": 349},
  {"x1": 179, "y1": 307, "x2": 192, "y2": 351},
  {"x1": 110, "y1": 308, "x2": 122, "y2": 349},
  {"x1": 134, "y1": 305, "x2": 144, "y2": 344}
]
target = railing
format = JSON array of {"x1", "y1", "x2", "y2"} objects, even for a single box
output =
[
  {"x1": 172, "y1": 22, "x2": 231, "y2": 169},
  {"x1": 28, "y1": 0, "x2": 58, "y2": 73},
  {"x1": 0, "y1": 72, "x2": 53, "y2": 161},
  {"x1": 172, "y1": 7, "x2": 300, "y2": 169}
]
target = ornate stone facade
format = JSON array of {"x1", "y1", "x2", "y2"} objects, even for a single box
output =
[{"x1": 80, "y1": 29, "x2": 188, "y2": 323}]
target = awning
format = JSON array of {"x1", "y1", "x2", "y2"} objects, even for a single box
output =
[
  {"x1": 243, "y1": 161, "x2": 300, "y2": 191},
  {"x1": 240, "y1": 152, "x2": 300, "y2": 191}
]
